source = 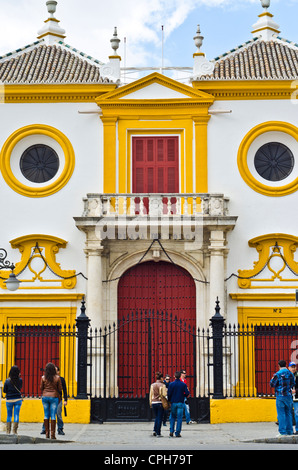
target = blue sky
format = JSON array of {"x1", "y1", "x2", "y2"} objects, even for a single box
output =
[{"x1": 0, "y1": 0, "x2": 297, "y2": 75}]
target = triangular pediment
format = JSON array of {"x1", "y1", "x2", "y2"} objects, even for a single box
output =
[{"x1": 98, "y1": 72, "x2": 214, "y2": 103}]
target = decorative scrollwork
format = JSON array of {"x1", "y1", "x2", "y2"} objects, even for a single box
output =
[{"x1": 0, "y1": 248, "x2": 14, "y2": 270}]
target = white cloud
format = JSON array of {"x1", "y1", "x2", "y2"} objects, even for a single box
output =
[{"x1": 0, "y1": 0, "x2": 287, "y2": 69}]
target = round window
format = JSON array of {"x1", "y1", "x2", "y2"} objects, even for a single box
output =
[
  {"x1": 20, "y1": 144, "x2": 60, "y2": 183},
  {"x1": 254, "y1": 142, "x2": 294, "y2": 182}
]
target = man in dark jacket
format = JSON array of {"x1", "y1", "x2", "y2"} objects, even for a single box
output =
[
  {"x1": 270, "y1": 359, "x2": 295, "y2": 436},
  {"x1": 168, "y1": 371, "x2": 190, "y2": 437},
  {"x1": 290, "y1": 362, "x2": 298, "y2": 434},
  {"x1": 56, "y1": 366, "x2": 67, "y2": 435}
]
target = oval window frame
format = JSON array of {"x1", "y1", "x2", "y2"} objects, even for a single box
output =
[
  {"x1": 237, "y1": 121, "x2": 298, "y2": 197},
  {"x1": 0, "y1": 124, "x2": 75, "y2": 198}
]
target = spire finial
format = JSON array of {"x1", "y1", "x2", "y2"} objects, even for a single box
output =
[
  {"x1": 46, "y1": 0, "x2": 58, "y2": 17},
  {"x1": 37, "y1": 1, "x2": 66, "y2": 45},
  {"x1": 251, "y1": 0, "x2": 280, "y2": 40},
  {"x1": 110, "y1": 27, "x2": 120, "y2": 56},
  {"x1": 99, "y1": 27, "x2": 121, "y2": 83},
  {"x1": 193, "y1": 25, "x2": 204, "y2": 53},
  {"x1": 261, "y1": 0, "x2": 270, "y2": 10},
  {"x1": 192, "y1": 24, "x2": 214, "y2": 80}
]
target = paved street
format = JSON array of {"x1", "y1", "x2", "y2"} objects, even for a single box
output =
[{"x1": 1, "y1": 421, "x2": 298, "y2": 452}]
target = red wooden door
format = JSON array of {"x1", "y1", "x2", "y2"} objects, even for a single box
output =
[
  {"x1": 117, "y1": 261, "x2": 196, "y2": 397},
  {"x1": 132, "y1": 136, "x2": 179, "y2": 214}
]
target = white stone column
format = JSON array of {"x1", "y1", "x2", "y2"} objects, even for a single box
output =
[
  {"x1": 85, "y1": 245, "x2": 104, "y2": 329},
  {"x1": 209, "y1": 230, "x2": 226, "y2": 315}
]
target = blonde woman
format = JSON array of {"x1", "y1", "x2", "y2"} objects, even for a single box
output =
[{"x1": 149, "y1": 371, "x2": 168, "y2": 437}]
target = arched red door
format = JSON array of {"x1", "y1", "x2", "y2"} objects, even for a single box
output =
[{"x1": 117, "y1": 261, "x2": 196, "y2": 397}]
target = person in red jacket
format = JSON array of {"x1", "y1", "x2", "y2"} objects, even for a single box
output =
[{"x1": 180, "y1": 370, "x2": 195, "y2": 424}]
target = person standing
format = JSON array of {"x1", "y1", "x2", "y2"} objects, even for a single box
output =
[
  {"x1": 162, "y1": 374, "x2": 171, "y2": 426},
  {"x1": 3, "y1": 366, "x2": 23, "y2": 435},
  {"x1": 149, "y1": 372, "x2": 167, "y2": 437},
  {"x1": 40, "y1": 362, "x2": 62, "y2": 439},
  {"x1": 289, "y1": 362, "x2": 298, "y2": 434},
  {"x1": 56, "y1": 366, "x2": 67, "y2": 435},
  {"x1": 270, "y1": 359, "x2": 295, "y2": 437},
  {"x1": 168, "y1": 371, "x2": 190, "y2": 437},
  {"x1": 180, "y1": 369, "x2": 194, "y2": 424},
  {"x1": 40, "y1": 365, "x2": 68, "y2": 436}
]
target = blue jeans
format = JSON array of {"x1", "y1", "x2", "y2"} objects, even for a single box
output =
[
  {"x1": 170, "y1": 402, "x2": 184, "y2": 436},
  {"x1": 42, "y1": 397, "x2": 59, "y2": 420},
  {"x1": 293, "y1": 401, "x2": 298, "y2": 432},
  {"x1": 57, "y1": 400, "x2": 64, "y2": 431},
  {"x1": 6, "y1": 400, "x2": 22, "y2": 423},
  {"x1": 152, "y1": 403, "x2": 164, "y2": 435},
  {"x1": 184, "y1": 399, "x2": 190, "y2": 423},
  {"x1": 276, "y1": 396, "x2": 293, "y2": 435}
]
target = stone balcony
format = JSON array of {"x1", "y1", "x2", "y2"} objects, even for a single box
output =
[
  {"x1": 74, "y1": 193, "x2": 237, "y2": 242},
  {"x1": 81, "y1": 193, "x2": 230, "y2": 218}
]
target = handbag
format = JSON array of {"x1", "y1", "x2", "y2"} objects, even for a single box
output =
[{"x1": 159, "y1": 391, "x2": 170, "y2": 410}]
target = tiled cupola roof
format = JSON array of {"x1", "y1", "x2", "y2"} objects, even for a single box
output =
[
  {"x1": 0, "y1": 40, "x2": 108, "y2": 84},
  {"x1": 195, "y1": 0, "x2": 298, "y2": 82},
  {"x1": 0, "y1": 1, "x2": 120, "y2": 85},
  {"x1": 203, "y1": 37, "x2": 298, "y2": 81}
]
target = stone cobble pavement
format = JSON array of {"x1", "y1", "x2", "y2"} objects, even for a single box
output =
[{"x1": 1, "y1": 420, "x2": 298, "y2": 448}]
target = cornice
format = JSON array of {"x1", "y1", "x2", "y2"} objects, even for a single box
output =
[
  {"x1": 1, "y1": 84, "x2": 117, "y2": 103},
  {"x1": 97, "y1": 98, "x2": 214, "y2": 121},
  {"x1": 230, "y1": 293, "x2": 296, "y2": 301},
  {"x1": 0, "y1": 293, "x2": 84, "y2": 302},
  {"x1": 192, "y1": 80, "x2": 297, "y2": 100}
]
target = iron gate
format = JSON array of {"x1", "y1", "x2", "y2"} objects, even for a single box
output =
[
  {"x1": 88, "y1": 310, "x2": 210, "y2": 422},
  {"x1": 3, "y1": 299, "x2": 298, "y2": 423}
]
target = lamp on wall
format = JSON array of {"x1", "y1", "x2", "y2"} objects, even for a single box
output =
[{"x1": 0, "y1": 248, "x2": 21, "y2": 291}]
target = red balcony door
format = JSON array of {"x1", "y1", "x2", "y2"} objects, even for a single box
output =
[
  {"x1": 132, "y1": 136, "x2": 179, "y2": 214},
  {"x1": 117, "y1": 261, "x2": 196, "y2": 397}
]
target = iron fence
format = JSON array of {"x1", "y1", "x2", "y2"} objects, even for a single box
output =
[
  {"x1": 222, "y1": 322, "x2": 298, "y2": 398},
  {"x1": 87, "y1": 308, "x2": 298, "y2": 401},
  {"x1": 1, "y1": 299, "x2": 298, "y2": 413},
  {"x1": 87, "y1": 310, "x2": 211, "y2": 399},
  {"x1": 0, "y1": 324, "x2": 77, "y2": 398}
]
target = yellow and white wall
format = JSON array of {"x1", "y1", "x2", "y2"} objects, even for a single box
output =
[{"x1": 199, "y1": 87, "x2": 298, "y2": 326}]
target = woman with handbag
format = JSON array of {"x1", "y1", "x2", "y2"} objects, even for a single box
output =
[
  {"x1": 40, "y1": 362, "x2": 62, "y2": 439},
  {"x1": 149, "y1": 372, "x2": 168, "y2": 437},
  {"x1": 3, "y1": 365, "x2": 23, "y2": 435}
]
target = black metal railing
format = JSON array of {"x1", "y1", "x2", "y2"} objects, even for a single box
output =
[
  {"x1": 1, "y1": 298, "x2": 298, "y2": 407},
  {"x1": 86, "y1": 301, "x2": 298, "y2": 401},
  {"x1": 87, "y1": 310, "x2": 208, "y2": 399},
  {"x1": 222, "y1": 322, "x2": 298, "y2": 398},
  {"x1": 0, "y1": 323, "x2": 77, "y2": 398}
]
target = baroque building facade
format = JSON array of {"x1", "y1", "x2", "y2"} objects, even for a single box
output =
[{"x1": 1, "y1": 0, "x2": 298, "y2": 398}]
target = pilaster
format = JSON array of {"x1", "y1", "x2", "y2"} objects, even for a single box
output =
[
  {"x1": 84, "y1": 242, "x2": 104, "y2": 328},
  {"x1": 101, "y1": 116, "x2": 118, "y2": 194},
  {"x1": 193, "y1": 115, "x2": 210, "y2": 193},
  {"x1": 209, "y1": 230, "x2": 226, "y2": 314}
]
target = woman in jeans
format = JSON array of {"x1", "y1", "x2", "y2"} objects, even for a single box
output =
[
  {"x1": 40, "y1": 362, "x2": 62, "y2": 439},
  {"x1": 149, "y1": 372, "x2": 168, "y2": 437},
  {"x1": 3, "y1": 365, "x2": 23, "y2": 435}
]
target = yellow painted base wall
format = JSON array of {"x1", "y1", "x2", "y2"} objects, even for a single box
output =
[
  {"x1": 1, "y1": 397, "x2": 276, "y2": 425},
  {"x1": 1, "y1": 399, "x2": 90, "y2": 424},
  {"x1": 210, "y1": 398, "x2": 277, "y2": 424}
]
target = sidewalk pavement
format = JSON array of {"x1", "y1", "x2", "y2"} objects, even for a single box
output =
[{"x1": 1, "y1": 420, "x2": 298, "y2": 448}]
